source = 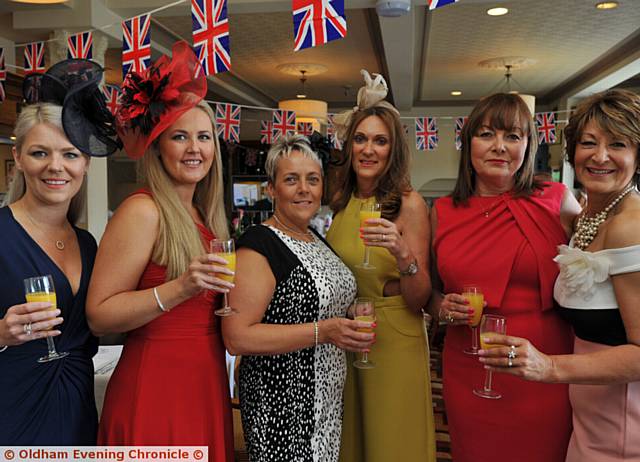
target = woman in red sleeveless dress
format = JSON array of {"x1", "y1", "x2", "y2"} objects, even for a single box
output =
[
  {"x1": 86, "y1": 42, "x2": 234, "y2": 461},
  {"x1": 430, "y1": 93, "x2": 581, "y2": 462}
]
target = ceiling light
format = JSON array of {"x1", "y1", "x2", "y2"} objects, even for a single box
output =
[
  {"x1": 10, "y1": 136, "x2": 17, "y2": 141},
  {"x1": 487, "y1": 7, "x2": 509, "y2": 16},
  {"x1": 11, "y1": 0, "x2": 68, "y2": 3},
  {"x1": 450, "y1": 91, "x2": 462, "y2": 96},
  {"x1": 277, "y1": 65, "x2": 328, "y2": 131},
  {"x1": 595, "y1": 2, "x2": 619, "y2": 9},
  {"x1": 376, "y1": 0, "x2": 411, "y2": 17}
]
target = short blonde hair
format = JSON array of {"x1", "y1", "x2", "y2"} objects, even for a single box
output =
[
  {"x1": 265, "y1": 133, "x2": 322, "y2": 183},
  {"x1": 140, "y1": 100, "x2": 229, "y2": 280},
  {"x1": 6, "y1": 103, "x2": 87, "y2": 224}
]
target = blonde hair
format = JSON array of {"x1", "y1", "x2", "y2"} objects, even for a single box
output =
[
  {"x1": 140, "y1": 100, "x2": 229, "y2": 280},
  {"x1": 6, "y1": 103, "x2": 88, "y2": 224},
  {"x1": 265, "y1": 133, "x2": 322, "y2": 183}
]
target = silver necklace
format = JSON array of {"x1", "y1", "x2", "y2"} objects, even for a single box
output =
[
  {"x1": 573, "y1": 184, "x2": 635, "y2": 250},
  {"x1": 272, "y1": 214, "x2": 313, "y2": 239},
  {"x1": 23, "y1": 208, "x2": 66, "y2": 250}
]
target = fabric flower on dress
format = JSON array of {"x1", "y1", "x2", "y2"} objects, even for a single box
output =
[{"x1": 554, "y1": 245, "x2": 610, "y2": 299}]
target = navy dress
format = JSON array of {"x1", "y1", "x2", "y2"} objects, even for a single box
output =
[{"x1": 0, "y1": 206, "x2": 99, "y2": 444}]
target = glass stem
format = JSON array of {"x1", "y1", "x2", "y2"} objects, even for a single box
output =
[
  {"x1": 483, "y1": 369, "x2": 493, "y2": 392},
  {"x1": 46, "y1": 337, "x2": 57, "y2": 356},
  {"x1": 471, "y1": 326, "x2": 478, "y2": 351},
  {"x1": 223, "y1": 292, "x2": 229, "y2": 309},
  {"x1": 363, "y1": 247, "x2": 371, "y2": 266},
  {"x1": 361, "y1": 351, "x2": 369, "y2": 364}
]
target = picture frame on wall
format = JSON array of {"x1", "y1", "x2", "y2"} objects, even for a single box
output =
[{"x1": 5, "y1": 159, "x2": 15, "y2": 191}]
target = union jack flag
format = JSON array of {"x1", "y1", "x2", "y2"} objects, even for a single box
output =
[
  {"x1": 272, "y1": 110, "x2": 296, "y2": 141},
  {"x1": 24, "y1": 42, "x2": 45, "y2": 74},
  {"x1": 215, "y1": 103, "x2": 241, "y2": 143},
  {"x1": 297, "y1": 122, "x2": 313, "y2": 137},
  {"x1": 102, "y1": 85, "x2": 120, "y2": 115},
  {"x1": 192, "y1": 0, "x2": 231, "y2": 76},
  {"x1": 122, "y1": 14, "x2": 151, "y2": 78},
  {"x1": 326, "y1": 114, "x2": 342, "y2": 149},
  {"x1": 293, "y1": 0, "x2": 347, "y2": 51},
  {"x1": 415, "y1": 117, "x2": 438, "y2": 151},
  {"x1": 0, "y1": 48, "x2": 5, "y2": 103},
  {"x1": 536, "y1": 112, "x2": 556, "y2": 144},
  {"x1": 260, "y1": 120, "x2": 273, "y2": 145},
  {"x1": 67, "y1": 32, "x2": 93, "y2": 59},
  {"x1": 455, "y1": 116, "x2": 468, "y2": 151},
  {"x1": 428, "y1": 0, "x2": 459, "y2": 10}
]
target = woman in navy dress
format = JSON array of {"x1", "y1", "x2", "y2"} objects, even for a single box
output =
[{"x1": 0, "y1": 59, "x2": 119, "y2": 444}]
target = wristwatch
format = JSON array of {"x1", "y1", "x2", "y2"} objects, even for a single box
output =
[{"x1": 399, "y1": 258, "x2": 418, "y2": 276}]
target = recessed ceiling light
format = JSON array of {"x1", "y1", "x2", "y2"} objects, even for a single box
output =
[
  {"x1": 450, "y1": 91, "x2": 462, "y2": 96},
  {"x1": 296, "y1": 94, "x2": 307, "y2": 99},
  {"x1": 10, "y1": 136, "x2": 17, "y2": 141},
  {"x1": 487, "y1": 7, "x2": 509, "y2": 16},
  {"x1": 595, "y1": 1, "x2": 619, "y2": 9}
]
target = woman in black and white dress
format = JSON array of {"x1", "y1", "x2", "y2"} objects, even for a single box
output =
[{"x1": 223, "y1": 134, "x2": 375, "y2": 462}]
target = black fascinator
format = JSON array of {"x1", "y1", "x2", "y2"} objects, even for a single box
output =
[{"x1": 22, "y1": 59, "x2": 121, "y2": 157}]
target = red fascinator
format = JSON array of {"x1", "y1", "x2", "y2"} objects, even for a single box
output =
[{"x1": 116, "y1": 41, "x2": 207, "y2": 159}]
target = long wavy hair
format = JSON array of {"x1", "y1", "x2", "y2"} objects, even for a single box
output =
[
  {"x1": 451, "y1": 93, "x2": 542, "y2": 206},
  {"x1": 564, "y1": 89, "x2": 640, "y2": 188},
  {"x1": 6, "y1": 103, "x2": 88, "y2": 225},
  {"x1": 140, "y1": 100, "x2": 229, "y2": 280},
  {"x1": 330, "y1": 105, "x2": 412, "y2": 220}
]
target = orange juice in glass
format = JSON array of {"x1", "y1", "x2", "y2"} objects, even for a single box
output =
[
  {"x1": 356, "y1": 202, "x2": 381, "y2": 270},
  {"x1": 474, "y1": 314, "x2": 506, "y2": 400},
  {"x1": 353, "y1": 298, "x2": 376, "y2": 369},
  {"x1": 210, "y1": 239, "x2": 237, "y2": 316},
  {"x1": 462, "y1": 285, "x2": 484, "y2": 355}
]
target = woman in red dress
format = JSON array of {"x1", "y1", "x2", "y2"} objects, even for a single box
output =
[
  {"x1": 430, "y1": 93, "x2": 581, "y2": 462},
  {"x1": 86, "y1": 42, "x2": 234, "y2": 461}
]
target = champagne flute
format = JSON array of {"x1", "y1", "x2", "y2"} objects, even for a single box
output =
[
  {"x1": 353, "y1": 297, "x2": 376, "y2": 369},
  {"x1": 462, "y1": 285, "x2": 484, "y2": 355},
  {"x1": 24, "y1": 275, "x2": 68, "y2": 363},
  {"x1": 473, "y1": 314, "x2": 506, "y2": 399},
  {"x1": 210, "y1": 239, "x2": 237, "y2": 316},
  {"x1": 355, "y1": 202, "x2": 381, "y2": 270}
]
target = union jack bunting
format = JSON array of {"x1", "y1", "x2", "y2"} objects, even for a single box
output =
[
  {"x1": 260, "y1": 120, "x2": 273, "y2": 145},
  {"x1": 215, "y1": 103, "x2": 241, "y2": 143},
  {"x1": 67, "y1": 32, "x2": 93, "y2": 59},
  {"x1": 0, "y1": 48, "x2": 5, "y2": 103},
  {"x1": 191, "y1": 0, "x2": 231, "y2": 76},
  {"x1": 24, "y1": 42, "x2": 45, "y2": 74},
  {"x1": 122, "y1": 14, "x2": 151, "y2": 78},
  {"x1": 102, "y1": 85, "x2": 120, "y2": 115},
  {"x1": 536, "y1": 112, "x2": 556, "y2": 144},
  {"x1": 326, "y1": 114, "x2": 342, "y2": 150},
  {"x1": 293, "y1": 0, "x2": 347, "y2": 51},
  {"x1": 427, "y1": 0, "x2": 459, "y2": 10},
  {"x1": 272, "y1": 110, "x2": 296, "y2": 141},
  {"x1": 297, "y1": 122, "x2": 314, "y2": 137},
  {"x1": 454, "y1": 116, "x2": 468, "y2": 151},
  {"x1": 415, "y1": 117, "x2": 438, "y2": 151}
]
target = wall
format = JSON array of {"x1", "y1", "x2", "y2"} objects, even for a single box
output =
[{"x1": 0, "y1": 144, "x2": 14, "y2": 195}]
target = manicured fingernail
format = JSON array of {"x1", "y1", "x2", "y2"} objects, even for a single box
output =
[
  {"x1": 364, "y1": 349, "x2": 371, "y2": 353},
  {"x1": 464, "y1": 300, "x2": 469, "y2": 305},
  {"x1": 468, "y1": 309, "x2": 474, "y2": 314},
  {"x1": 371, "y1": 323, "x2": 377, "y2": 328}
]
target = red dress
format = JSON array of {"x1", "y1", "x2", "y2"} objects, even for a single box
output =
[
  {"x1": 98, "y1": 223, "x2": 234, "y2": 462},
  {"x1": 433, "y1": 182, "x2": 573, "y2": 462}
]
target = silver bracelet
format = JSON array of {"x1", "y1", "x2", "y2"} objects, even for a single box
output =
[
  {"x1": 0, "y1": 345, "x2": 8, "y2": 353},
  {"x1": 313, "y1": 321, "x2": 319, "y2": 348},
  {"x1": 153, "y1": 287, "x2": 168, "y2": 312}
]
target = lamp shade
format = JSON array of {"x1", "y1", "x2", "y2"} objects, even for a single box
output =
[
  {"x1": 518, "y1": 93, "x2": 536, "y2": 115},
  {"x1": 279, "y1": 99, "x2": 328, "y2": 132}
]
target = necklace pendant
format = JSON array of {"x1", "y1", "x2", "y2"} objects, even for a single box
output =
[{"x1": 55, "y1": 240, "x2": 65, "y2": 250}]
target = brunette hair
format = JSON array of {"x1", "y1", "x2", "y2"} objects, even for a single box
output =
[
  {"x1": 564, "y1": 89, "x2": 640, "y2": 187},
  {"x1": 451, "y1": 93, "x2": 542, "y2": 206},
  {"x1": 330, "y1": 105, "x2": 411, "y2": 220}
]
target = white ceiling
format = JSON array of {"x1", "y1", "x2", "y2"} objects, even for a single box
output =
[{"x1": 1, "y1": 0, "x2": 639, "y2": 113}]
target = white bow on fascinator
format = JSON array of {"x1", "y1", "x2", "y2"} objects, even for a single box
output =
[{"x1": 332, "y1": 69, "x2": 400, "y2": 141}]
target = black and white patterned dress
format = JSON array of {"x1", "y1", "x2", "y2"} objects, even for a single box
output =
[{"x1": 237, "y1": 224, "x2": 357, "y2": 462}]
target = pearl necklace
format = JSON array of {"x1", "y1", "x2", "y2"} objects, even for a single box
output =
[
  {"x1": 573, "y1": 184, "x2": 635, "y2": 250},
  {"x1": 272, "y1": 214, "x2": 313, "y2": 240}
]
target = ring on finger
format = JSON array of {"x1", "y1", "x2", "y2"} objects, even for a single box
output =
[
  {"x1": 447, "y1": 313, "x2": 454, "y2": 324},
  {"x1": 508, "y1": 358, "x2": 513, "y2": 367},
  {"x1": 507, "y1": 345, "x2": 517, "y2": 360},
  {"x1": 24, "y1": 322, "x2": 32, "y2": 336},
  {"x1": 382, "y1": 233, "x2": 386, "y2": 241}
]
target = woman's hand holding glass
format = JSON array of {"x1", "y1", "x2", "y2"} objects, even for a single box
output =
[
  {"x1": 360, "y1": 216, "x2": 409, "y2": 261},
  {"x1": 478, "y1": 333, "x2": 556, "y2": 382},
  {"x1": 0, "y1": 301, "x2": 63, "y2": 346},
  {"x1": 318, "y1": 316, "x2": 375, "y2": 353},
  {"x1": 438, "y1": 292, "x2": 476, "y2": 326},
  {"x1": 176, "y1": 252, "x2": 235, "y2": 300}
]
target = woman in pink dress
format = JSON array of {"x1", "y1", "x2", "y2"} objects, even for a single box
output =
[
  {"x1": 481, "y1": 89, "x2": 640, "y2": 462},
  {"x1": 87, "y1": 42, "x2": 234, "y2": 461},
  {"x1": 431, "y1": 93, "x2": 581, "y2": 462}
]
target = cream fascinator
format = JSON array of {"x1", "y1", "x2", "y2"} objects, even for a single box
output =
[{"x1": 332, "y1": 69, "x2": 400, "y2": 141}]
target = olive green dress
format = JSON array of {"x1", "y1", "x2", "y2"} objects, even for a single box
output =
[{"x1": 326, "y1": 195, "x2": 436, "y2": 462}]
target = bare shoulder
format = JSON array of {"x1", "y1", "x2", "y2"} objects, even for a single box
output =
[
  {"x1": 110, "y1": 193, "x2": 160, "y2": 229},
  {"x1": 605, "y1": 201, "x2": 640, "y2": 249},
  {"x1": 400, "y1": 191, "x2": 429, "y2": 218}
]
